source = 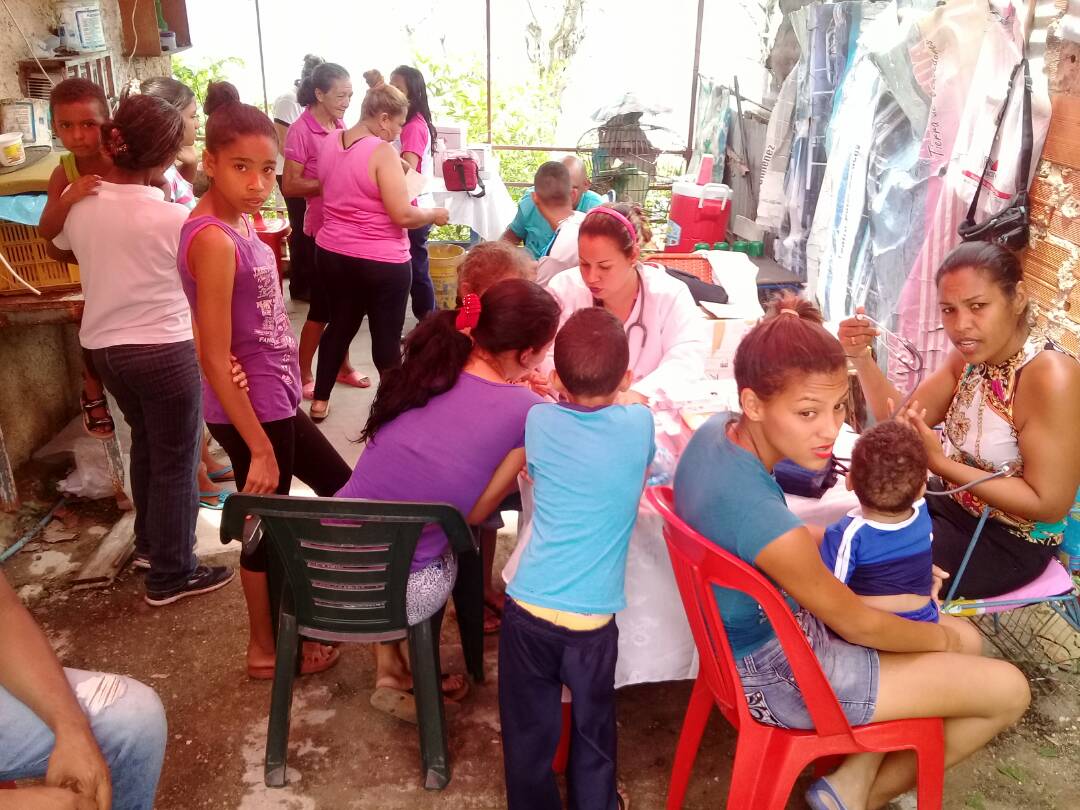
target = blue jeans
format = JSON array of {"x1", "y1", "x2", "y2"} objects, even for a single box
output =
[
  {"x1": 90, "y1": 341, "x2": 201, "y2": 590},
  {"x1": 408, "y1": 223, "x2": 435, "y2": 319},
  {"x1": 0, "y1": 669, "x2": 167, "y2": 809}
]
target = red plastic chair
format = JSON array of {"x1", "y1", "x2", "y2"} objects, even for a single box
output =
[{"x1": 646, "y1": 486, "x2": 945, "y2": 810}]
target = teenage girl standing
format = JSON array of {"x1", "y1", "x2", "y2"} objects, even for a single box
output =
[{"x1": 179, "y1": 82, "x2": 350, "y2": 678}]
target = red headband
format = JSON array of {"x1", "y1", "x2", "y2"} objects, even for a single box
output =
[
  {"x1": 585, "y1": 206, "x2": 637, "y2": 245},
  {"x1": 456, "y1": 293, "x2": 481, "y2": 331}
]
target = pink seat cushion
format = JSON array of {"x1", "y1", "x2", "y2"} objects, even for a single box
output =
[{"x1": 979, "y1": 558, "x2": 1075, "y2": 614}]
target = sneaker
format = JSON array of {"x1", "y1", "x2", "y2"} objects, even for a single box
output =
[
  {"x1": 132, "y1": 553, "x2": 151, "y2": 570},
  {"x1": 144, "y1": 564, "x2": 235, "y2": 607}
]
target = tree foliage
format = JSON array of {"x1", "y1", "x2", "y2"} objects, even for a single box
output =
[{"x1": 172, "y1": 56, "x2": 246, "y2": 109}]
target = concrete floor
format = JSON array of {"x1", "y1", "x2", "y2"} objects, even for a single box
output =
[{"x1": 5, "y1": 294, "x2": 1080, "y2": 808}]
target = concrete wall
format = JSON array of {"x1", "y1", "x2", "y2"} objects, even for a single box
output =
[
  {"x1": 0, "y1": 323, "x2": 82, "y2": 471},
  {"x1": 0, "y1": 1, "x2": 171, "y2": 475},
  {"x1": 0, "y1": 1, "x2": 171, "y2": 100}
]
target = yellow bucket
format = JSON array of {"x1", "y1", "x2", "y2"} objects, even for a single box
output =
[{"x1": 428, "y1": 243, "x2": 467, "y2": 310}]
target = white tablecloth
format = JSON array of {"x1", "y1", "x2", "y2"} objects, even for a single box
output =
[
  {"x1": 505, "y1": 421, "x2": 859, "y2": 688},
  {"x1": 427, "y1": 171, "x2": 517, "y2": 242}
]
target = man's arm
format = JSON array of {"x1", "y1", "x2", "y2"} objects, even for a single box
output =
[{"x1": 0, "y1": 574, "x2": 110, "y2": 809}]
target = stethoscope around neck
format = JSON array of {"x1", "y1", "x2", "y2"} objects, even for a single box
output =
[{"x1": 593, "y1": 265, "x2": 648, "y2": 352}]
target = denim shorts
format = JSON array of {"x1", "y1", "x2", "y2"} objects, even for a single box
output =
[{"x1": 736, "y1": 610, "x2": 878, "y2": 729}]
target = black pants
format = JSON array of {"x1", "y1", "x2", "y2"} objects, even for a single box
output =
[
  {"x1": 91, "y1": 342, "x2": 201, "y2": 590},
  {"x1": 313, "y1": 247, "x2": 410, "y2": 399},
  {"x1": 207, "y1": 409, "x2": 351, "y2": 572},
  {"x1": 928, "y1": 482, "x2": 1056, "y2": 598},
  {"x1": 498, "y1": 598, "x2": 619, "y2": 810},
  {"x1": 408, "y1": 223, "x2": 435, "y2": 320},
  {"x1": 277, "y1": 178, "x2": 313, "y2": 303}
]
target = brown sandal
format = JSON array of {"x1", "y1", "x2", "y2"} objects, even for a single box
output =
[
  {"x1": 81, "y1": 393, "x2": 115, "y2": 438},
  {"x1": 247, "y1": 644, "x2": 340, "y2": 680}
]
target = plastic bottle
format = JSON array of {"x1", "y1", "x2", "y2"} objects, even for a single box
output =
[
  {"x1": 732, "y1": 240, "x2": 749, "y2": 253},
  {"x1": 714, "y1": 241, "x2": 730, "y2": 251},
  {"x1": 693, "y1": 241, "x2": 710, "y2": 252}
]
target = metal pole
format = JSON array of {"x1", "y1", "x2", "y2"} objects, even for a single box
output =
[
  {"x1": 486, "y1": 0, "x2": 493, "y2": 144},
  {"x1": 685, "y1": 0, "x2": 706, "y2": 162},
  {"x1": 254, "y1": 0, "x2": 270, "y2": 112}
]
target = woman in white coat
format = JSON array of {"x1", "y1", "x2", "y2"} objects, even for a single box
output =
[{"x1": 545, "y1": 203, "x2": 706, "y2": 403}]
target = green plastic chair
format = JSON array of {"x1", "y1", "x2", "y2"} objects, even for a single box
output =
[{"x1": 221, "y1": 494, "x2": 477, "y2": 790}]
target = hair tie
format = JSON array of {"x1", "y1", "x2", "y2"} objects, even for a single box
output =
[
  {"x1": 778, "y1": 308, "x2": 800, "y2": 317},
  {"x1": 585, "y1": 206, "x2": 637, "y2": 245},
  {"x1": 456, "y1": 293, "x2": 481, "y2": 331},
  {"x1": 108, "y1": 127, "x2": 128, "y2": 153}
]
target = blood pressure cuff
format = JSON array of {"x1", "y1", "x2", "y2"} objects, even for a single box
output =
[
  {"x1": 774, "y1": 457, "x2": 839, "y2": 499},
  {"x1": 663, "y1": 267, "x2": 729, "y2": 305}
]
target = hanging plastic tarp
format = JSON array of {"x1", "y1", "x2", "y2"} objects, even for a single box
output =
[
  {"x1": 892, "y1": 0, "x2": 1050, "y2": 380},
  {"x1": 687, "y1": 77, "x2": 731, "y2": 184}
]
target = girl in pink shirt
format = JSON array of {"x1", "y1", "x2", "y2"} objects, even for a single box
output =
[
  {"x1": 390, "y1": 65, "x2": 439, "y2": 320},
  {"x1": 282, "y1": 63, "x2": 370, "y2": 397},
  {"x1": 309, "y1": 80, "x2": 448, "y2": 421}
]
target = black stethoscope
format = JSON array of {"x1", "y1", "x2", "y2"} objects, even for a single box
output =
[{"x1": 594, "y1": 266, "x2": 648, "y2": 352}]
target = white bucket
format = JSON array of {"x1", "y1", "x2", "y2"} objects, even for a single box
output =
[
  {"x1": 0, "y1": 132, "x2": 26, "y2": 168},
  {"x1": 58, "y1": 1, "x2": 106, "y2": 53}
]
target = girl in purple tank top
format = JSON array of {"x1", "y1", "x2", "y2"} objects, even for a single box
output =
[{"x1": 179, "y1": 81, "x2": 351, "y2": 681}]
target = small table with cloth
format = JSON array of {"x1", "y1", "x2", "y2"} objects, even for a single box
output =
[{"x1": 426, "y1": 168, "x2": 518, "y2": 243}]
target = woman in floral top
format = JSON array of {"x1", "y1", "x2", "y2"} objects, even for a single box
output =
[{"x1": 840, "y1": 242, "x2": 1080, "y2": 597}]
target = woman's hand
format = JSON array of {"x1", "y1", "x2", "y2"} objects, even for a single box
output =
[
  {"x1": 930, "y1": 565, "x2": 950, "y2": 605},
  {"x1": 229, "y1": 355, "x2": 248, "y2": 391},
  {"x1": 897, "y1": 399, "x2": 945, "y2": 469},
  {"x1": 243, "y1": 450, "x2": 280, "y2": 494},
  {"x1": 836, "y1": 306, "x2": 878, "y2": 358},
  {"x1": 432, "y1": 208, "x2": 450, "y2": 227}
]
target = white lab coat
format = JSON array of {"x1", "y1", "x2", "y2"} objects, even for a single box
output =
[
  {"x1": 535, "y1": 211, "x2": 585, "y2": 287},
  {"x1": 544, "y1": 262, "x2": 706, "y2": 400}
]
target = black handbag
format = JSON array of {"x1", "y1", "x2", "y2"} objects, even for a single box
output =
[
  {"x1": 957, "y1": 58, "x2": 1032, "y2": 250},
  {"x1": 773, "y1": 458, "x2": 841, "y2": 500}
]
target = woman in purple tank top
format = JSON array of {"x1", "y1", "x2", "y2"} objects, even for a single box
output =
[{"x1": 178, "y1": 82, "x2": 351, "y2": 681}]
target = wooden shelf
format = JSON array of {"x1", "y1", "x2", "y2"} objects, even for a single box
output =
[{"x1": 117, "y1": 0, "x2": 192, "y2": 57}]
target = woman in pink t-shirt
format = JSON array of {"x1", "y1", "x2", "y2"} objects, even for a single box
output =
[
  {"x1": 309, "y1": 81, "x2": 448, "y2": 421},
  {"x1": 282, "y1": 63, "x2": 371, "y2": 397},
  {"x1": 390, "y1": 65, "x2": 439, "y2": 321}
]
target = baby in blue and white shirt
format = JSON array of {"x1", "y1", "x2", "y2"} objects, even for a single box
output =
[{"x1": 820, "y1": 420, "x2": 938, "y2": 622}]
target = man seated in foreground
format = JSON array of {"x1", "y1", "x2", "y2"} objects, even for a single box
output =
[{"x1": 0, "y1": 571, "x2": 167, "y2": 809}]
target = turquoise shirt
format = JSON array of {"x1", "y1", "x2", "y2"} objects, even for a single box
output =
[
  {"x1": 577, "y1": 189, "x2": 605, "y2": 212},
  {"x1": 673, "y1": 414, "x2": 803, "y2": 657},
  {"x1": 509, "y1": 402, "x2": 656, "y2": 614},
  {"x1": 508, "y1": 189, "x2": 607, "y2": 258}
]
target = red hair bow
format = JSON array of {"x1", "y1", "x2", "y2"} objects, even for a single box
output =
[{"x1": 456, "y1": 293, "x2": 481, "y2": 330}]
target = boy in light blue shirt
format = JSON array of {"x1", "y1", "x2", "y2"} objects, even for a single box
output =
[
  {"x1": 502, "y1": 158, "x2": 606, "y2": 259},
  {"x1": 500, "y1": 307, "x2": 655, "y2": 810}
]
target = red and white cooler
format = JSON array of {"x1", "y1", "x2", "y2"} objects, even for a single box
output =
[{"x1": 664, "y1": 179, "x2": 733, "y2": 252}]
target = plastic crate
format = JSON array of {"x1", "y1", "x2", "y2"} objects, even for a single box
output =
[
  {"x1": 0, "y1": 221, "x2": 80, "y2": 295},
  {"x1": 641, "y1": 252, "x2": 713, "y2": 284}
]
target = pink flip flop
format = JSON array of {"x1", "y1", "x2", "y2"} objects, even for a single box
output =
[
  {"x1": 302, "y1": 381, "x2": 315, "y2": 400},
  {"x1": 336, "y1": 370, "x2": 371, "y2": 389}
]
